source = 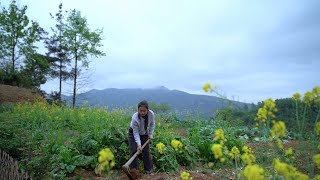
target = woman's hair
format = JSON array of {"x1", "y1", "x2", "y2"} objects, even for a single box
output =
[
  {"x1": 138, "y1": 100, "x2": 149, "y2": 120},
  {"x1": 138, "y1": 100, "x2": 149, "y2": 110}
]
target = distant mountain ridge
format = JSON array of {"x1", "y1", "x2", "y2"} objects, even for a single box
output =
[{"x1": 62, "y1": 86, "x2": 250, "y2": 118}]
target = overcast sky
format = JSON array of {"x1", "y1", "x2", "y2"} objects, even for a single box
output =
[{"x1": 2, "y1": 0, "x2": 320, "y2": 103}]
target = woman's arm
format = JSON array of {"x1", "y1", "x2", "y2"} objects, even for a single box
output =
[
  {"x1": 132, "y1": 120, "x2": 141, "y2": 146},
  {"x1": 148, "y1": 110, "x2": 155, "y2": 138}
]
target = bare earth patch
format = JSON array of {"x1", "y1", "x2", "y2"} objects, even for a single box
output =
[
  {"x1": 0, "y1": 84, "x2": 43, "y2": 103},
  {"x1": 68, "y1": 166, "x2": 220, "y2": 180}
]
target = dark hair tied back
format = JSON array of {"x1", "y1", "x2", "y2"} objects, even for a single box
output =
[{"x1": 138, "y1": 100, "x2": 149, "y2": 109}]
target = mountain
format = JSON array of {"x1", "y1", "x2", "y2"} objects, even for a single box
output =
[{"x1": 62, "y1": 86, "x2": 251, "y2": 119}]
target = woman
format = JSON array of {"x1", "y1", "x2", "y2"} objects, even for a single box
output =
[{"x1": 128, "y1": 100, "x2": 155, "y2": 174}]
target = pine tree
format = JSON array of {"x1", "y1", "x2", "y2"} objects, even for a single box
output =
[{"x1": 45, "y1": 3, "x2": 71, "y2": 101}]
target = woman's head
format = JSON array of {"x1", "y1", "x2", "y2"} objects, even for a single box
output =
[{"x1": 138, "y1": 100, "x2": 149, "y2": 117}]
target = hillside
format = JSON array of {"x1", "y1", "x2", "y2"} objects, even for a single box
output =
[
  {"x1": 0, "y1": 84, "x2": 43, "y2": 103},
  {"x1": 63, "y1": 86, "x2": 251, "y2": 118},
  {"x1": 0, "y1": 85, "x2": 251, "y2": 119}
]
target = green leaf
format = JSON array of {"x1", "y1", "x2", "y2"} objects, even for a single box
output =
[
  {"x1": 66, "y1": 165, "x2": 76, "y2": 173},
  {"x1": 72, "y1": 155, "x2": 95, "y2": 167}
]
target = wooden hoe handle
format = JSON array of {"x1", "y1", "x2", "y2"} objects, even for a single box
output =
[{"x1": 122, "y1": 139, "x2": 151, "y2": 180}]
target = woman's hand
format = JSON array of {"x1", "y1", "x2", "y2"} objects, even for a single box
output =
[
  {"x1": 148, "y1": 135, "x2": 154, "y2": 141},
  {"x1": 137, "y1": 144, "x2": 142, "y2": 153}
]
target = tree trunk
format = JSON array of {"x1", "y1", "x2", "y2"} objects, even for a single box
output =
[
  {"x1": 58, "y1": 30, "x2": 62, "y2": 102},
  {"x1": 11, "y1": 32, "x2": 18, "y2": 73},
  {"x1": 72, "y1": 36, "x2": 78, "y2": 109},
  {"x1": 59, "y1": 59, "x2": 62, "y2": 102},
  {"x1": 11, "y1": 42, "x2": 15, "y2": 73},
  {"x1": 72, "y1": 58, "x2": 77, "y2": 109}
]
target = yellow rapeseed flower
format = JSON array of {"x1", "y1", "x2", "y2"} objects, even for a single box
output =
[
  {"x1": 276, "y1": 138, "x2": 284, "y2": 149},
  {"x1": 171, "y1": 139, "x2": 183, "y2": 151},
  {"x1": 228, "y1": 152, "x2": 234, "y2": 159},
  {"x1": 98, "y1": 147, "x2": 115, "y2": 171},
  {"x1": 203, "y1": 83, "x2": 213, "y2": 93},
  {"x1": 272, "y1": 158, "x2": 308, "y2": 179},
  {"x1": 214, "y1": 129, "x2": 226, "y2": 143},
  {"x1": 211, "y1": 144, "x2": 223, "y2": 160},
  {"x1": 313, "y1": 86, "x2": 320, "y2": 95},
  {"x1": 270, "y1": 121, "x2": 286, "y2": 138},
  {"x1": 180, "y1": 171, "x2": 192, "y2": 180},
  {"x1": 243, "y1": 164, "x2": 265, "y2": 180},
  {"x1": 256, "y1": 98, "x2": 278, "y2": 127},
  {"x1": 256, "y1": 108, "x2": 267, "y2": 122},
  {"x1": 98, "y1": 148, "x2": 114, "y2": 163},
  {"x1": 273, "y1": 158, "x2": 293, "y2": 179},
  {"x1": 232, "y1": 146, "x2": 240, "y2": 154},
  {"x1": 241, "y1": 146, "x2": 255, "y2": 165},
  {"x1": 313, "y1": 154, "x2": 320, "y2": 169},
  {"x1": 292, "y1": 92, "x2": 301, "y2": 101},
  {"x1": 242, "y1": 145, "x2": 252, "y2": 154},
  {"x1": 313, "y1": 86, "x2": 320, "y2": 104},
  {"x1": 156, "y1": 142, "x2": 166, "y2": 154},
  {"x1": 110, "y1": 161, "x2": 115, "y2": 167},
  {"x1": 303, "y1": 91, "x2": 313, "y2": 105},
  {"x1": 293, "y1": 172, "x2": 309, "y2": 180},
  {"x1": 285, "y1": 148, "x2": 293, "y2": 156},
  {"x1": 263, "y1": 98, "x2": 277, "y2": 112},
  {"x1": 241, "y1": 153, "x2": 256, "y2": 165},
  {"x1": 229, "y1": 146, "x2": 240, "y2": 159}
]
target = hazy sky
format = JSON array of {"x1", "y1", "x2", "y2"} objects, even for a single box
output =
[{"x1": 2, "y1": 0, "x2": 320, "y2": 103}]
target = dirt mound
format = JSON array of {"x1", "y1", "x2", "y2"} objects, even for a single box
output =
[{"x1": 0, "y1": 84, "x2": 44, "y2": 103}]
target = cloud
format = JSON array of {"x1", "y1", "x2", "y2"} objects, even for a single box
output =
[{"x1": 8, "y1": 0, "x2": 318, "y2": 103}]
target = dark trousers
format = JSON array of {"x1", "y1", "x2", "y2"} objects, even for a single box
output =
[{"x1": 128, "y1": 128, "x2": 153, "y2": 172}]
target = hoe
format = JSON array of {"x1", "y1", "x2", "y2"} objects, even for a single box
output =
[{"x1": 122, "y1": 139, "x2": 151, "y2": 180}]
